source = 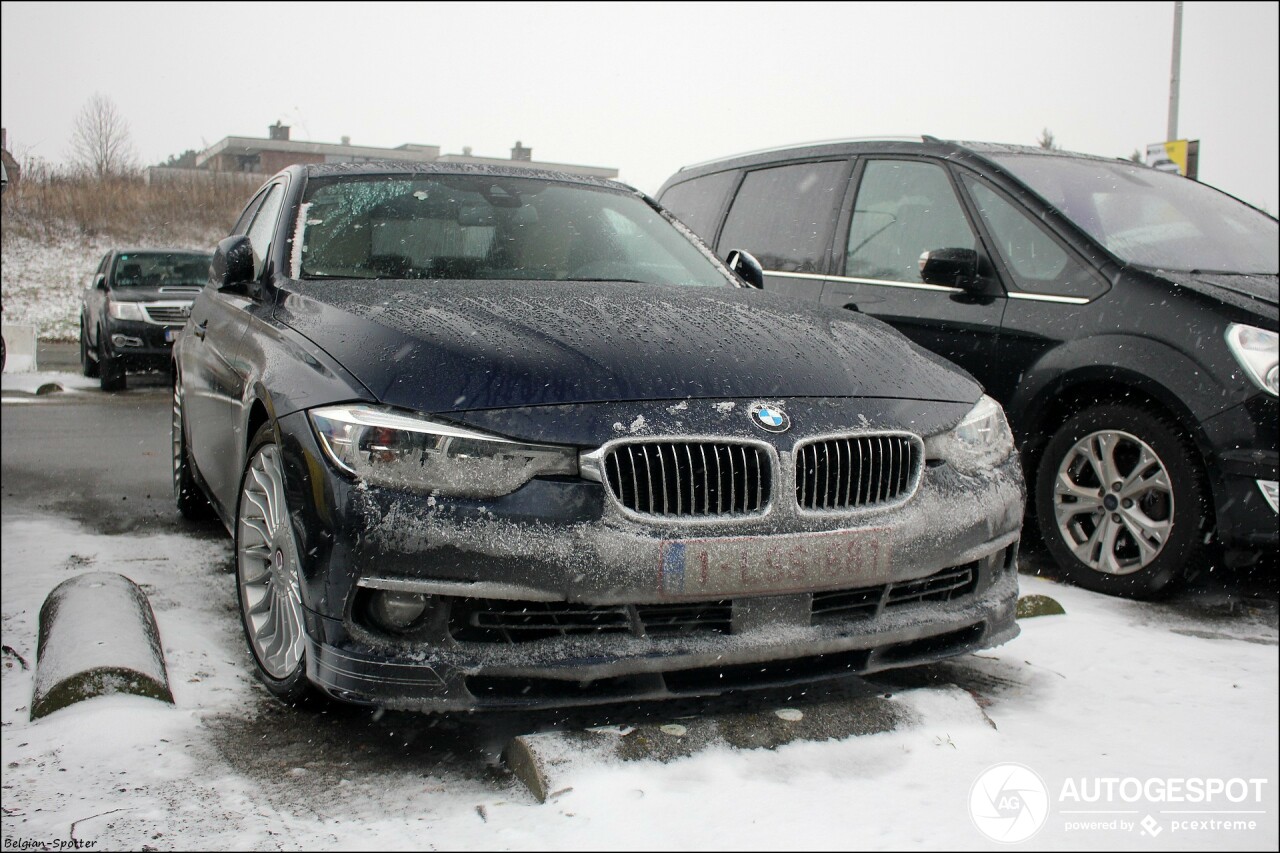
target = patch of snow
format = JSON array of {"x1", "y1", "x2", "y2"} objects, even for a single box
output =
[{"x1": 2, "y1": 513, "x2": 1277, "y2": 849}]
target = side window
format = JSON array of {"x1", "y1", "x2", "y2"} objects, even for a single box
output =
[
  {"x1": 245, "y1": 184, "x2": 285, "y2": 279},
  {"x1": 659, "y1": 171, "x2": 738, "y2": 244},
  {"x1": 231, "y1": 191, "x2": 267, "y2": 237},
  {"x1": 718, "y1": 161, "x2": 846, "y2": 273},
  {"x1": 962, "y1": 175, "x2": 1104, "y2": 298},
  {"x1": 845, "y1": 160, "x2": 976, "y2": 283}
]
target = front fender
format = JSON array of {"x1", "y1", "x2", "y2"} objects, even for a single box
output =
[{"x1": 1007, "y1": 333, "x2": 1242, "y2": 446}]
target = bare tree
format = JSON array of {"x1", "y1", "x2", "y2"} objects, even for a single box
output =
[
  {"x1": 1036, "y1": 128, "x2": 1060, "y2": 151},
  {"x1": 69, "y1": 93, "x2": 138, "y2": 179}
]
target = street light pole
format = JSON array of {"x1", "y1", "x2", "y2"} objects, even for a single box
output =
[{"x1": 1168, "y1": 1, "x2": 1183, "y2": 141}]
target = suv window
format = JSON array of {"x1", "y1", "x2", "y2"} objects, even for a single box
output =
[
  {"x1": 660, "y1": 171, "x2": 739, "y2": 243},
  {"x1": 845, "y1": 160, "x2": 977, "y2": 284},
  {"x1": 245, "y1": 183, "x2": 285, "y2": 279},
  {"x1": 718, "y1": 161, "x2": 846, "y2": 273},
  {"x1": 963, "y1": 175, "x2": 1104, "y2": 298}
]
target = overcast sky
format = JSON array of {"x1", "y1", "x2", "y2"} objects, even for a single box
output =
[{"x1": 2, "y1": 1, "x2": 1277, "y2": 212}]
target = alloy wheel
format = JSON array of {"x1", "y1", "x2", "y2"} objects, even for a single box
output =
[
  {"x1": 237, "y1": 444, "x2": 306, "y2": 680},
  {"x1": 1051, "y1": 429, "x2": 1174, "y2": 576}
]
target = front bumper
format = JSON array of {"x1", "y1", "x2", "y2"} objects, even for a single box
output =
[
  {"x1": 103, "y1": 318, "x2": 179, "y2": 368},
  {"x1": 309, "y1": 564, "x2": 1019, "y2": 710},
  {"x1": 273, "y1": 407, "x2": 1026, "y2": 710},
  {"x1": 1202, "y1": 394, "x2": 1279, "y2": 549}
]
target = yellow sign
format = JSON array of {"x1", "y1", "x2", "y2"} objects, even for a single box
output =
[{"x1": 1145, "y1": 140, "x2": 1199, "y2": 179}]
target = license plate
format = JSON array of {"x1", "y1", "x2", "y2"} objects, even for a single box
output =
[
  {"x1": 164, "y1": 328, "x2": 178, "y2": 343},
  {"x1": 658, "y1": 528, "x2": 891, "y2": 598}
]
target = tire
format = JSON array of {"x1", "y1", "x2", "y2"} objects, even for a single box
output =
[
  {"x1": 235, "y1": 423, "x2": 316, "y2": 704},
  {"x1": 1035, "y1": 403, "x2": 1209, "y2": 598},
  {"x1": 98, "y1": 332, "x2": 126, "y2": 391},
  {"x1": 172, "y1": 375, "x2": 214, "y2": 520},
  {"x1": 80, "y1": 320, "x2": 99, "y2": 378}
]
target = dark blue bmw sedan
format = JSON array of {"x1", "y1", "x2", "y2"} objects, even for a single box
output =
[{"x1": 173, "y1": 162, "x2": 1024, "y2": 710}]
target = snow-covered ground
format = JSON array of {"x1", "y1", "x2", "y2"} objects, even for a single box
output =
[
  {"x1": 2, "y1": 510, "x2": 1276, "y2": 850},
  {"x1": 1, "y1": 231, "x2": 216, "y2": 342}
]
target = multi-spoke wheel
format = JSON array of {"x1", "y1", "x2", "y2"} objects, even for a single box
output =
[
  {"x1": 236, "y1": 424, "x2": 313, "y2": 701},
  {"x1": 172, "y1": 375, "x2": 213, "y2": 519},
  {"x1": 1036, "y1": 404, "x2": 1209, "y2": 597}
]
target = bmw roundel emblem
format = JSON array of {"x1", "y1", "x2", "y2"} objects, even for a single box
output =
[{"x1": 749, "y1": 403, "x2": 790, "y2": 433}]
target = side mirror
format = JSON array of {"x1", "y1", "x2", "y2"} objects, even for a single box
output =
[
  {"x1": 94, "y1": 274, "x2": 107, "y2": 291},
  {"x1": 211, "y1": 235, "x2": 255, "y2": 294},
  {"x1": 725, "y1": 249, "x2": 765, "y2": 289},
  {"x1": 918, "y1": 248, "x2": 983, "y2": 291}
]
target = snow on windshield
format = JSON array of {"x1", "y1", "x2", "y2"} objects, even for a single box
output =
[{"x1": 292, "y1": 175, "x2": 730, "y2": 288}]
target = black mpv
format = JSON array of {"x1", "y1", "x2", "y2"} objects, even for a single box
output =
[{"x1": 658, "y1": 138, "x2": 1278, "y2": 597}]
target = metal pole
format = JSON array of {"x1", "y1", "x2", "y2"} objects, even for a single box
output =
[{"x1": 1168, "y1": 1, "x2": 1183, "y2": 141}]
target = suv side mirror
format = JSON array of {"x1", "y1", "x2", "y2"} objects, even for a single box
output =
[
  {"x1": 94, "y1": 274, "x2": 107, "y2": 291},
  {"x1": 211, "y1": 235, "x2": 255, "y2": 294},
  {"x1": 725, "y1": 249, "x2": 765, "y2": 289},
  {"x1": 918, "y1": 248, "x2": 984, "y2": 291}
]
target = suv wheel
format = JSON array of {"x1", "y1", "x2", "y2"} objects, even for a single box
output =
[
  {"x1": 236, "y1": 423, "x2": 315, "y2": 703},
  {"x1": 172, "y1": 375, "x2": 213, "y2": 519},
  {"x1": 98, "y1": 332, "x2": 126, "y2": 391},
  {"x1": 1035, "y1": 403, "x2": 1209, "y2": 597},
  {"x1": 80, "y1": 320, "x2": 100, "y2": 378}
]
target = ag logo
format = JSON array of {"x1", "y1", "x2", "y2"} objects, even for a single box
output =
[
  {"x1": 748, "y1": 402, "x2": 790, "y2": 433},
  {"x1": 969, "y1": 763, "x2": 1050, "y2": 843}
]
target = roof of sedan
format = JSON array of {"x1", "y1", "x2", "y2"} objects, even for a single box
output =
[{"x1": 295, "y1": 160, "x2": 637, "y2": 193}]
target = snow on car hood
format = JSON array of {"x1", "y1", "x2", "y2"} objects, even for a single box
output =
[{"x1": 274, "y1": 279, "x2": 981, "y2": 413}]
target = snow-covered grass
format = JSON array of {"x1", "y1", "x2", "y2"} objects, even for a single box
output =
[
  {"x1": 0, "y1": 230, "x2": 221, "y2": 342},
  {"x1": 1, "y1": 175, "x2": 242, "y2": 341},
  {"x1": 2, "y1": 511, "x2": 1276, "y2": 850}
]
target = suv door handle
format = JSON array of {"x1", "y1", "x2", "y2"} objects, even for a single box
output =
[{"x1": 193, "y1": 320, "x2": 208, "y2": 340}]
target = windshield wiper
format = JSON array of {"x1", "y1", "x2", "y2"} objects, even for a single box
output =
[
  {"x1": 1188, "y1": 269, "x2": 1279, "y2": 276},
  {"x1": 558, "y1": 277, "x2": 651, "y2": 284}
]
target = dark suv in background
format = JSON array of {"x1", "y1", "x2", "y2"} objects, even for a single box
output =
[
  {"x1": 80, "y1": 249, "x2": 211, "y2": 390},
  {"x1": 658, "y1": 137, "x2": 1278, "y2": 597}
]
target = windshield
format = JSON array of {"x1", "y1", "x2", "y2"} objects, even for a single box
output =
[
  {"x1": 990, "y1": 154, "x2": 1279, "y2": 274},
  {"x1": 112, "y1": 252, "x2": 211, "y2": 287},
  {"x1": 294, "y1": 175, "x2": 732, "y2": 288}
]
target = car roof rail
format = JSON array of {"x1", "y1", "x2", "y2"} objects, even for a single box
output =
[{"x1": 678, "y1": 136, "x2": 934, "y2": 172}]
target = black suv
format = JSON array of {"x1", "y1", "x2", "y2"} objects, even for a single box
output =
[
  {"x1": 80, "y1": 249, "x2": 211, "y2": 390},
  {"x1": 658, "y1": 138, "x2": 1278, "y2": 596}
]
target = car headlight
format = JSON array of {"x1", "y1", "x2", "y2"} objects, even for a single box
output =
[
  {"x1": 1226, "y1": 324, "x2": 1279, "y2": 396},
  {"x1": 923, "y1": 395, "x2": 1015, "y2": 473},
  {"x1": 308, "y1": 404, "x2": 578, "y2": 498},
  {"x1": 108, "y1": 300, "x2": 146, "y2": 321}
]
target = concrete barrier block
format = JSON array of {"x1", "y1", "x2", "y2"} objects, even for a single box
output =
[
  {"x1": 504, "y1": 689, "x2": 939, "y2": 802},
  {"x1": 1, "y1": 322, "x2": 38, "y2": 373},
  {"x1": 1016, "y1": 594, "x2": 1066, "y2": 619},
  {"x1": 31, "y1": 572, "x2": 174, "y2": 720}
]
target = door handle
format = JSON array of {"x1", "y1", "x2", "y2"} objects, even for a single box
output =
[{"x1": 193, "y1": 320, "x2": 208, "y2": 340}]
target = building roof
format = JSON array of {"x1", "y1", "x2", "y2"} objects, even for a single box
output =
[{"x1": 195, "y1": 136, "x2": 441, "y2": 168}]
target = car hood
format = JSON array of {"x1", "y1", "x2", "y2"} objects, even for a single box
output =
[
  {"x1": 1157, "y1": 270, "x2": 1279, "y2": 315},
  {"x1": 106, "y1": 286, "x2": 202, "y2": 302},
  {"x1": 274, "y1": 279, "x2": 980, "y2": 413}
]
